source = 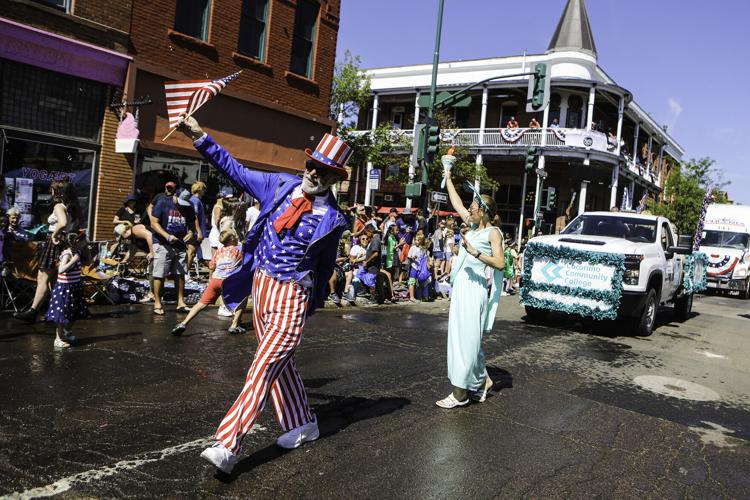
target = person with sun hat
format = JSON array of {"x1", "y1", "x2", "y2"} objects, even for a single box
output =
[{"x1": 176, "y1": 114, "x2": 350, "y2": 474}]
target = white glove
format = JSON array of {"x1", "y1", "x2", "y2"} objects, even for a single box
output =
[{"x1": 440, "y1": 153, "x2": 457, "y2": 189}]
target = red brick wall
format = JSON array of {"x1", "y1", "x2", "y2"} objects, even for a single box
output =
[
  {"x1": 2, "y1": 0, "x2": 130, "y2": 51},
  {"x1": 130, "y1": 0, "x2": 340, "y2": 122}
]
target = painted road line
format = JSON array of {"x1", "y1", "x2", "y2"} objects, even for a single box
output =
[{"x1": 2, "y1": 427, "x2": 267, "y2": 500}]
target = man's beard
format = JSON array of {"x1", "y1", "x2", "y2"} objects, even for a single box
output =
[{"x1": 301, "y1": 175, "x2": 334, "y2": 196}]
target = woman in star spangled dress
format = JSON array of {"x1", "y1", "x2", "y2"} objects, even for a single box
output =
[
  {"x1": 46, "y1": 232, "x2": 89, "y2": 349},
  {"x1": 436, "y1": 154, "x2": 505, "y2": 409}
]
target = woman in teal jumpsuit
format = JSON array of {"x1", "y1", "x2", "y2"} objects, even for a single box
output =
[{"x1": 436, "y1": 155, "x2": 505, "y2": 409}]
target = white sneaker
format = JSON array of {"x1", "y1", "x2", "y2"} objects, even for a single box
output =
[
  {"x1": 53, "y1": 337, "x2": 72, "y2": 349},
  {"x1": 276, "y1": 417, "x2": 320, "y2": 449},
  {"x1": 200, "y1": 442, "x2": 238, "y2": 474},
  {"x1": 217, "y1": 305, "x2": 233, "y2": 317}
]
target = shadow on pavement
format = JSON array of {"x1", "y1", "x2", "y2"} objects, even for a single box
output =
[
  {"x1": 219, "y1": 394, "x2": 411, "y2": 482},
  {"x1": 75, "y1": 331, "x2": 143, "y2": 346}
]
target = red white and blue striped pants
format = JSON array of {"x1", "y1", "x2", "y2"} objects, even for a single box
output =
[{"x1": 215, "y1": 271, "x2": 314, "y2": 453}]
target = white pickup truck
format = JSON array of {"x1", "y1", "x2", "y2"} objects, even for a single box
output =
[{"x1": 521, "y1": 212, "x2": 698, "y2": 336}]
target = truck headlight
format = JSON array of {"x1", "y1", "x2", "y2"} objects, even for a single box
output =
[
  {"x1": 735, "y1": 268, "x2": 748, "y2": 278},
  {"x1": 624, "y1": 254, "x2": 643, "y2": 285}
]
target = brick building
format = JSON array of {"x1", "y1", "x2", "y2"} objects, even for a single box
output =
[{"x1": 0, "y1": 0, "x2": 341, "y2": 240}]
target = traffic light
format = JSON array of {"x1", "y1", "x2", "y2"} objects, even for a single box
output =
[
  {"x1": 526, "y1": 63, "x2": 550, "y2": 112},
  {"x1": 525, "y1": 146, "x2": 537, "y2": 172},
  {"x1": 547, "y1": 187, "x2": 557, "y2": 209},
  {"x1": 424, "y1": 117, "x2": 441, "y2": 165}
]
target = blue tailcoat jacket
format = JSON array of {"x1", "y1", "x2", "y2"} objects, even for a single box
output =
[{"x1": 195, "y1": 134, "x2": 347, "y2": 315}]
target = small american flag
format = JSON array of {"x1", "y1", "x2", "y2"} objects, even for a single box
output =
[{"x1": 164, "y1": 71, "x2": 242, "y2": 128}]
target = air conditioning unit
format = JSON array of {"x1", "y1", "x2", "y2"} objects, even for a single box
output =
[{"x1": 384, "y1": 194, "x2": 394, "y2": 202}]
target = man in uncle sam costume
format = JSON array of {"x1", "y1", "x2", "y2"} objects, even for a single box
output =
[{"x1": 176, "y1": 114, "x2": 350, "y2": 474}]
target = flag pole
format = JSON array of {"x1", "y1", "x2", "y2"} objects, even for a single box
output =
[{"x1": 161, "y1": 110, "x2": 195, "y2": 142}]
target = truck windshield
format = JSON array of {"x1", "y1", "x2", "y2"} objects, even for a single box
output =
[
  {"x1": 701, "y1": 230, "x2": 749, "y2": 250},
  {"x1": 562, "y1": 215, "x2": 658, "y2": 242}
]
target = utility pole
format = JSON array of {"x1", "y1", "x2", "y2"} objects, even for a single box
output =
[{"x1": 427, "y1": 0, "x2": 445, "y2": 119}]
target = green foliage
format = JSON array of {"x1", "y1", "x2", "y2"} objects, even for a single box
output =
[
  {"x1": 330, "y1": 51, "x2": 371, "y2": 126},
  {"x1": 648, "y1": 157, "x2": 730, "y2": 235},
  {"x1": 338, "y1": 123, "x2": 410, "y2": 175}
]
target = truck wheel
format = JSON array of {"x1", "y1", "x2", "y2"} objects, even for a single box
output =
[
  {"x1": 741, "y1": 280, "x2": 750, "y2": 300},
  {"x1": 524, "y1": 306, "x2": 548, "y2": 322},
  {"x1": 633, "y1": 289, "x2": 657, "y2": 337},
  {"x1": 674, "y1": 293, "x2": 693, "y2": 322}
]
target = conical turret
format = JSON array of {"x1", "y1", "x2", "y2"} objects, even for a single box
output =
[{"x1": 547, "y1": 0, "x2": 597, "y2": 58}]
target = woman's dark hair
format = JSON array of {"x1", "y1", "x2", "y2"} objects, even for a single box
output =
[
  {"x1": 480, "y1": 194, "x2": 497, "y2": 222},
  {"x1": 51, "y1": 181, "x2": 81, "y2": 226}
]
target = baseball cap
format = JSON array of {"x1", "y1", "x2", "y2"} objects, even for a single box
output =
[
  {"x1": 219, "y1": 187, "x2": 235, "y2": 198},
  {"x1": 165, "y1": 181, "x2": 177, "y2": 190},
  {"x1": 123, "y1": 194, "x2": 137, "y2": 205},
  {"x1": 177, "y1": 189, "x2": 192, "y2": 207}
]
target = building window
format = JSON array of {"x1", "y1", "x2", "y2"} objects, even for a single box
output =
[
  {"x1": 32, "y1": 0, "x2": 70, "y2": 12},
  {"x1": 290, "y1": 0, "x2": 319, "y2": 78},
  {"x1": 0, "y1": 136, "x2": 96, "y2": 231},
  {"x1": 174, "y1": 0, "x2": 212, "y2": 40},
  {"x1": 566, "y1": 95, "x2": 584, "y2": 129},
  {"x1": 238, "y1": 0, "x2": 270, "y2": 60},
  {"x1": 0, "y1": 60, "x2": 106, "y2": 142}
]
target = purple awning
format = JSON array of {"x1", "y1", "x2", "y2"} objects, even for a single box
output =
[{"x1": 0, "y1": 16, "x2": 131, "y2": 86}]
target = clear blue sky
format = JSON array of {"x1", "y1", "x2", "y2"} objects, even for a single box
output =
[{"x1": 337, "y1": 0, "x2": 750, "y2": 204}]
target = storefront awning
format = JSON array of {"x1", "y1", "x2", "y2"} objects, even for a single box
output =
[{"x1": 0, "y1": 16, "x2": 131, "y2": 86}]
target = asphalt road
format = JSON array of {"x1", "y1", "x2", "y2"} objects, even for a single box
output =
[{"x1": 1, "y1": 291, "x2": 748, "y2": 498}]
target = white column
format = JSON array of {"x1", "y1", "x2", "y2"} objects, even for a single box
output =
[
  {"x1": 586, "y1": 85, "x2": 596, "y2": 131},
  {"x1": 629, "y1": 178, "x2": 635, "y2": 210},
  {"x1": 475, "y1": 86, "x2": 489, "y2": 191},
  {"x1": 632, "y1": 122, "x2": 640, "y2": 161},
  {"x1": 365, "y1": 93, "x2": 379, "y2": 206},
  {"x1": 406, "y1": 91, "x2": 421, "y2": 210},
  {"x1": 559, "y1": 93, "x2": 569, "y2": 128},
  {"x1": 647, "y1": 135, "x2": 653, "y2": 172},
  {"x1": 578, "y1": 180, "x2": 589, "y2": 215},
  {"x1": 615, "y1": 96, "x2": 625, "y2": 155},
  {"x1": 610, "y1": 164, "x2": 619, "y2": 208}
]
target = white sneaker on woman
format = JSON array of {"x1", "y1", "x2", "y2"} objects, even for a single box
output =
[{"x1": 217, "y1": 305, "x2": 233, "y2": 317}]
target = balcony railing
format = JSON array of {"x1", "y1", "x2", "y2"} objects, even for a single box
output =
[{"x1": 350, "y1": 127, "x2": 661, "y2": 185}]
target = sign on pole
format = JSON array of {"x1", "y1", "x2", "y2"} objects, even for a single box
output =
[
  {"x1": 369, "y1": 168, "x2": 381, "y2": 191},
  {"x1": 430, "y1": 191, "x2": 448, "y2": 204}
]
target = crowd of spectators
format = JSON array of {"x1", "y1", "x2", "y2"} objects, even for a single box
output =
[{"x1": 1, "y1": 175, "x2": 530, "y2": 326}]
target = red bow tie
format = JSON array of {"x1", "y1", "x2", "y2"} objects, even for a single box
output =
[{"x1": 273, "y1": 193, "x2": 314, "y2": 234}]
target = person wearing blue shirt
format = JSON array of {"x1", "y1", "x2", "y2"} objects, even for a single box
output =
[
  {"x1": 150, "y1": 189, "x2": 196, "y2": 315},
  {"x1": 176, "y1": 114, "x2": 351, "y2": 474},
  {"x1": 187, "y1": 181, "x2": 207, "y2": 277}
]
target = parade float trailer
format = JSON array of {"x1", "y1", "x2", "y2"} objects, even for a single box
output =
[
  {"x1": 521, "y1": 212, "x2": 707, "y2": 336},
  {"x1": 698, "y1": 204, "x2": 750, "y2": 299}
]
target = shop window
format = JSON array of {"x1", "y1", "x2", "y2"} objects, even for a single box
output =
[
  {"x1": 174, "y1": 0, "x2": 212, "y2": 40},
  {"x1": 290, "y1": 0, "x2": 320, "y2": 78},
  {"x1": 238, "y1": 0, "x2": 270, "y2": 60},
  {"x1": 0, "y1": 60, "x2": 106, "y2": 142},
  {"x1": 1, "y1": 136, "x2": 95, "y2": 231},
  {"x1": 32, "y1": 0, "x2": 70, "y2": 11},
  {"x1": 135, "y1": 151, "x2": 238, "y2": 218}
]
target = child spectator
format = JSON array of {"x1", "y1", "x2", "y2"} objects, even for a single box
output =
[
  {"x1": 171, "y1": 230, "x2": 246, "y2": 336},
  {"x1": 407, "y1": 234, "x2": 431, "y2": 302},
  {"x1": 46, "y1": 232, "x2": 89, "y2": 348}
]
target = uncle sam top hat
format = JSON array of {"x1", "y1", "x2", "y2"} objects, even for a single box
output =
[{"x1": 305, "y1": 133, "x2": 352, "y2": 180}]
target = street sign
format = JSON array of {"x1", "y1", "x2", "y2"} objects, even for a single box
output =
[
  {"x1": 535, "y1": 168, "x2": 548, "y2": 179},
  {"x1": 405, "y1": 182, "x2": 423, "y2": 198},
  {"x1": 418, "y1": 91, "x2": 472, "y2": 109},
  {"x1": 431, "y1": 191, "x2": 448, "y2": 204},
  {"x1": 369, "y1": 168, "x2": 381, "y2": 190}
]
